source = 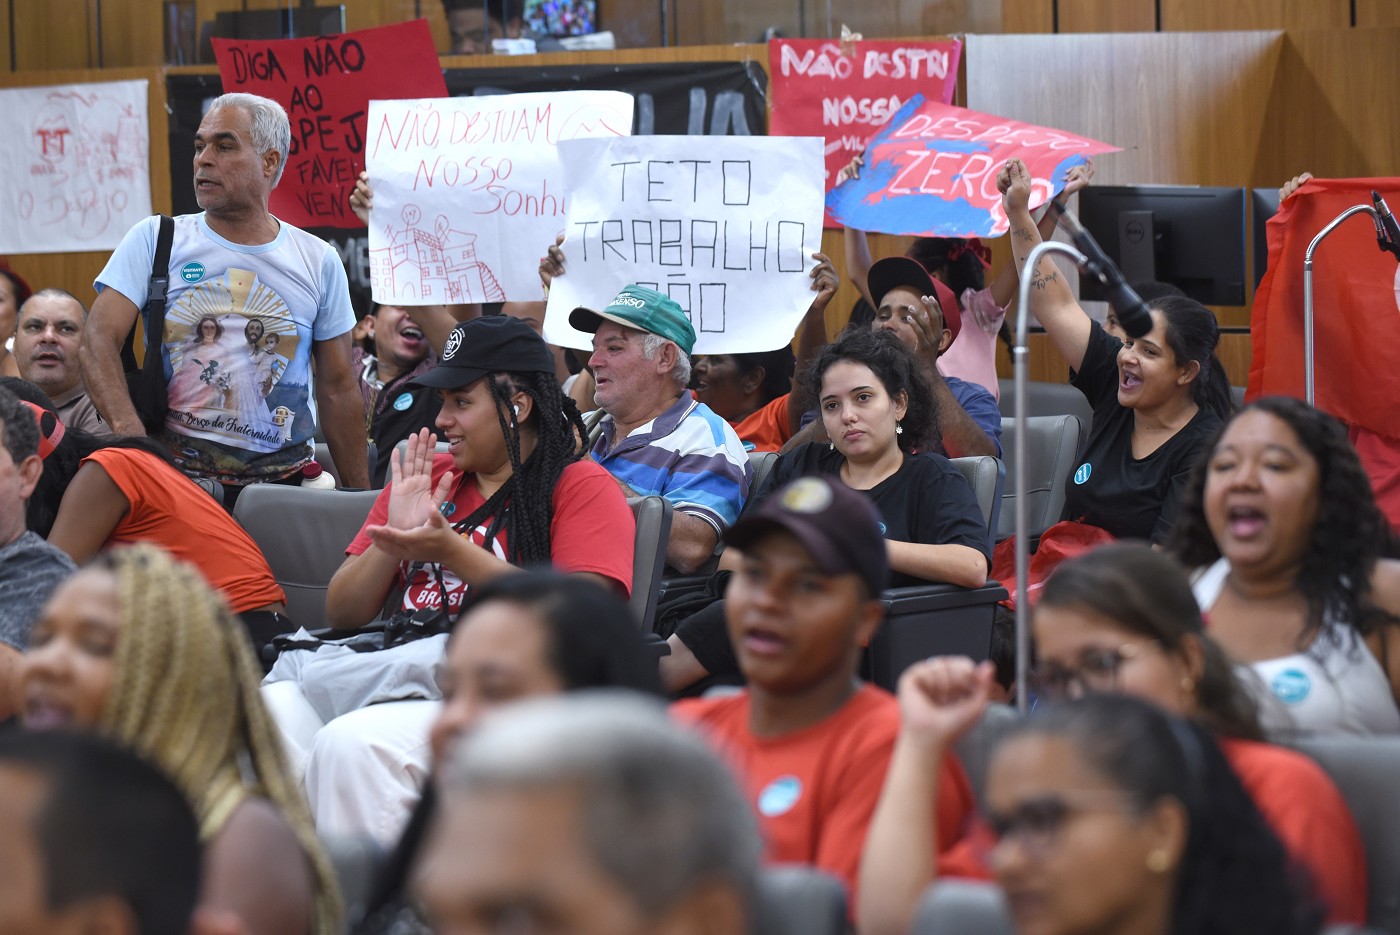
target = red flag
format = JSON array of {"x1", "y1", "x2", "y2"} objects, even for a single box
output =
[
  {"x1": 1250, "y1": 177, "x2": 1400, "y2": 429},
  {"x1": 1251, "y1": 177, "x2": 1400, "y2": 527}
]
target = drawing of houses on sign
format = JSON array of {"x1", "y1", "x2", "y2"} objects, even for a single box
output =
[{"x1": 369, "y1": 208, "x2": 506, "y2": 304}]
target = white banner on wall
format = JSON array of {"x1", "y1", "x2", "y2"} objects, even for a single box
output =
[
  {"x1": 0, "y1": 79, "x2": 152, "y2": 254},
  {"x1": 543, "y1": 135, "x2": 825, "y2": 355},
  {"x1": 366, "y1": 90, "x2": 634, "y2": 305}
]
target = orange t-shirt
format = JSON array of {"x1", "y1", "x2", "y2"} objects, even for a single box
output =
[
  {"x1": 1220, "y1": 737, "x2": 1367, "y2": 925},
  {"x1": 673, "y1": 684, "x2": 976, "y2": 902},
  {"x1": 732, "y1": 394, "x2": 793, "y2": 454},
  {"x1": 84, "y1": 447, "x2": 284, "y2": 613}
]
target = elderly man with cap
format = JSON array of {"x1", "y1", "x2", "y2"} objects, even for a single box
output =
[
  {"x1": 570, "y1": 285, "x2": 751, "y2": 575},
  {"x1": 673, "y1": 475, "x2": 976, "y2": 902}
]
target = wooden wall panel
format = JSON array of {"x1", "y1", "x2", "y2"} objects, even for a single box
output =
[
  {"x1": 601, "y1": 0, "x2": 667, "y2": 47},
  {"x1": 0, "y1": 0, "x2": 9, "y2": 72},
  {"x1": 1252, "y1": 29, "x2": 1400, "y2": 185},
  {"x1": 14, "y1": 0, "x2": 94, "y2": 70},
  {"x1": 1003, "y1": 0, "x2": 1054, "y2": 33},
  {"x1": 1356, "y1": 0, "x2": 1400, "y2": 27},
  {"x1": 1159, "y1": 0, "x2": 1348, "y2": 30},
  {"x1": 1057, "y1": 0, "x2": 1156, "y2": 33},
  {"x1": 0, "y1": 68, "x2": 169, "y2": 309}
]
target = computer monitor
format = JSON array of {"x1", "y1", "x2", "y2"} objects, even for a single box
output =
[
  {"x1": 1076, "y1": 185, "x2": 1248, "y2": 306},
  {"x1": 1251, "y1": 187, "x2": 1280, "y2": 289},
  {"x1": 523, "y1": 0, "x2": 597, "y2": 36}
]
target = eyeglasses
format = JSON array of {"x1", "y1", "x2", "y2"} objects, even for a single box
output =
[
  {"x1": 981, "y1": 791, "x2": 1143, "y2": 859},
  {"x1": 1028, "y1": 641, "x2": 1164, "y2": 701}
]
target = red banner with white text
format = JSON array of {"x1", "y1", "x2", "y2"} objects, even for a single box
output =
[
  {"x1": 767, "y1": 37, "x2": 961, "y2": 226},
  {"x1": 213, "y1": 19, "x2": 447, "y2": 229}
]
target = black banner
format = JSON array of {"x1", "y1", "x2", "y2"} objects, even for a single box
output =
[{"x1": 165, "y1": 61, "x2": 768, "y2": 314}]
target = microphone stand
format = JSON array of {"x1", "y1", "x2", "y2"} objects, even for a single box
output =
[
  {"x1": 1013, "y1": 240, "x2": 1089, "y2": 713},
  {"x1": 1302, "y1": 205, "x2": 1386, "y2": 406}
]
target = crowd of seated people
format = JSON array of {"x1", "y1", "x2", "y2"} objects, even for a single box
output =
[{"x1": 3, "y1": 86, "x2": 1397, "y2": 935}]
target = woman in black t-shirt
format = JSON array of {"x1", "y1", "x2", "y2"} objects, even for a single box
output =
[
  {"x1": 999, "y1": 159, "x2": 1234, "y2": 543},
  {"x1": 661, "y1": 327, "x2": 991, "y2": 692}
]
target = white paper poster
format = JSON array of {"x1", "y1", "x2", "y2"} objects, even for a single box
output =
[
  {"x1": 543, "y1": 135, "x2": 825, "y2": 355},
  {"x1": 366, "y1": 91, "x2": 633, "y2": 305},
  {"x1": 0, "y1": 80, "x2": 152, "y2": 254}
]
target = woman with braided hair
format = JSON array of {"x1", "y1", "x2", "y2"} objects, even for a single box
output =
[
  {"x1": 19, "y1": 544, "x2": 341, "y2": 935},
  {"x1": 263, "y1": 314, "x2": 636, "y2": 845}
]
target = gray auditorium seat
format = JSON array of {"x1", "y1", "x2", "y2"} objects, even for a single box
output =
[
  {"x1": 232, "y1": 485, "x2": 380, "y2": 630},
  {"x1": 997, "y1": 414, "x2": 1083, "y2": 541},
  {"x1": 913, "y1": 879, "x2": 1014, "y2": 935},
  {"x1": 997, "y1": 379, "x2": 1094, "y2": 433},
  {"x1": 626, "y1": 495, "x2": 673, "y2": 632},
  {"x1": 752, "y1": 864, "x2": 848, "y2": 935}
]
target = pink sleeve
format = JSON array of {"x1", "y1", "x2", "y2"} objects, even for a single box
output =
[
  {"x1": 961, "y1": 286, "x2": 1008, "y2": 335},
  {"x1": 547, "y1": 461, "x2": 637, "y2": 596}
]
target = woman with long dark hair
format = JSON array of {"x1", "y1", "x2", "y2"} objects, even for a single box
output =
[
  {"x1": 662, "y1": 326, "x2": 990, "y2": 692},
  {"x1": 260, "y1": 315, "x2": 636, "y2": 842},
  {"x1": 1171, "y1": 396, "x2": 1400, "y2": 735},
  {"x1": 999, "y1": 158, "x2": 1233, "y2": 543}
]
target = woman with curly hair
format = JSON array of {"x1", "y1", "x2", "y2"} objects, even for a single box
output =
[
  {"x1": 1170, "y1": 396, "x2": 1400, "y2": 735},
  {"x1": 19, "y1": 544, "x2": 341, "y2": 935},
  {"x1": 661, "y1": 326, "x2": 991, "y2": 692}
]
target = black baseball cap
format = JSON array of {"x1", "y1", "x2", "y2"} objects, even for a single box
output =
[
  {"x1": 409, "y1": 315, "x2": 557, "y2": 390},
  {"x1": 724, "y1": 476, "x2": 889, "y2": 597},
  {"x1": 868, "y1": 255, "x2": 962, "y2": 343}
]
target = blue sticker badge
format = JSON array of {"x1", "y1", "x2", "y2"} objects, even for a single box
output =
[
  {"x1": 392, "y1": 392, "x2": 414, "y2": 412},
  {"x1": 179, "y1": 261, "x2": 205, "y2": 283},
  {"x1": 1271, "y1": 668, "x2": 1312, "y2": 706},
  {"x1": 1073, "y1": 463, "x2": 1092, "y2": 485},
  {"x1": 758, "y1": 776, "x2": 803, "y2": 817}
]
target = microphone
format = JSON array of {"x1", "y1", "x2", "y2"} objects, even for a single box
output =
[
  {"x1": 1371, "y1": 191, "x2": 1400, "y2": 260},
  {"x1": 1047, "y1": 202, "x2": 1155, "y2": 339}
]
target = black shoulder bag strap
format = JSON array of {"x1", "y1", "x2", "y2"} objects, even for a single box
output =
[{"x1": 121, "y1": 215, "x2": 174, "y2": 433}]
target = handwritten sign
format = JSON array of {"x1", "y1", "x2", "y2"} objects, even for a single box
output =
[
  {"x1": 826, "y1": 95, "x2": 1120, "y2": 238},
  {"x1": 768, "y1": 38, "x2": 961, "y2": 227},
  {"x1": 213, "y1": 19, "x2": 447, "y2": 230},
  {"x1": 366, "y1": 91, "x2": 633, "y2": 305},
  {"x1": 0, "y1": 80, "x2": 151, "y2": 254},
  {"x1": 543, "y1": 135, "x2": 824, "y2": 355}
]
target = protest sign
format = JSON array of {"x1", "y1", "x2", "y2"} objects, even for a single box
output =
[
  {"x1": 366, "y1": 91, "x2": 633, "y2": 304},
  {"x1": 0, "y1": 79, "x2": 151, "y2": 254},
  {"x1": 826, "y1": 95, "x2": 1120, "y2": 238},
  {"x1": 213, "y1": 19, "x2": 447, "y2": 230},
  {"x1": 768, "y1": 38, "x2": 961, "y2": 226},
  {"x1": 543, "y1": 135, "x2": 825, "y2": 355}
]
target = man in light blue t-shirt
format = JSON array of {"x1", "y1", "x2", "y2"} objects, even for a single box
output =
[{"x1": 80, "y1": 92, "x2": 367, "y2": 502}]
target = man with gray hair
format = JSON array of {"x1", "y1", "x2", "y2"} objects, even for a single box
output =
[
  {"x1": 418, "y1": 692, "x2": 761, "y2": 935},
  {"x1": 13, "y1": 288, "x2": 108, "y2": 436},
  {"x1": 570, "y1": 285, "x2": 750, "y2": 573},
  {"x1": 81, "y1": 91, "x2": 368, "y2": 507}
]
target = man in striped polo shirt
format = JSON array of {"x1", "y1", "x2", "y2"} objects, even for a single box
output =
[{"x1": 571, "y1": 286, "x2": 751, "y2": 575}]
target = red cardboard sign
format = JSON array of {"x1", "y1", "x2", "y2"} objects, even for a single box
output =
[
  {"x1": 767, "y1": 38, "x2": 962, "y2": 226},
  {"x1": 825, "y1": 96, "x2": 1120, "y2": 238},
  {"x1": 213, "y1": 19, "x2": 447, "y2": 229}
]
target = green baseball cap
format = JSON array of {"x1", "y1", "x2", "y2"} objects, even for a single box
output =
[{"x1": 569, "y1": 284, "x2": 697, "y2": 356}]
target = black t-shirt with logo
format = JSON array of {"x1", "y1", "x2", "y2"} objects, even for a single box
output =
[{"x1": 1062, "y1": 321, "x2": 1220, "y2": 544}]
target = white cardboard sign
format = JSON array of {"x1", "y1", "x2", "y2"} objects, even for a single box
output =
[
  {"x1": 543, "y1": 135, "x2": 825, "y2": 355},
  {"x1": 366, "y1": 91, "x2": 633, "y2": 305},
  {"x1": 0, "y1": 80, "x2": 152, "y2": 254}
]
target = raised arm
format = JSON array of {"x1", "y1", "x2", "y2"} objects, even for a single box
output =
[
  {"x1": 311, "y1": 333, "x2": 370, "y2": 489},
  {"x1": 997, "y1": 158, "x2": 1093, "y2": 372},
  {"x1": 80, "y1": 288, "x2": 146, "y2": 437},
  {"x1": 788, "y1": 252, "x2": 839, "y2": 436},
  {"x1": 836, "y1": 155, "x2": 878, "y2": 309},
  {"x1": 987, "y1": 161, "x2": 1095, "y2": 308},
  {"x1": 859, "y1": 657, "x2": 994, "y2": 935}
]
